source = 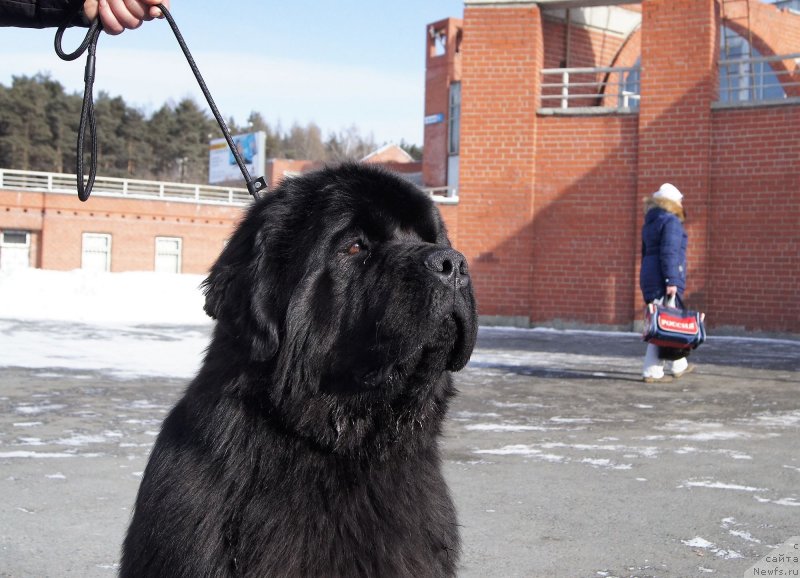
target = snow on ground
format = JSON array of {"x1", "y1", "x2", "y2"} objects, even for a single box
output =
[
  {"x1": 0, "y1": 320, "x2": 209, "y2": 379},
  {"x1": 0, "y1": 268, "x2": 797, "y2": 380},
  {"x1": 0, "y1": 269, "x2": 211, "y2": 378},
  {"x1": 0, "y1": 269, "x2": 210, "y2": 326}
]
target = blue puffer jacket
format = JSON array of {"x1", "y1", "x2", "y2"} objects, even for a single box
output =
[{"x1": 640, "y1": 197, "x2": 688, "y2": 303}]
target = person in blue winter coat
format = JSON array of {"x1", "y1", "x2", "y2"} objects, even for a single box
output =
[{"x1": 640, "y1": 183, "x2": 695, "y2": 383}]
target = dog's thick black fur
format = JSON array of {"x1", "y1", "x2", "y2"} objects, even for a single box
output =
[{"x1": 120, "y1": 163, "x2": 478, "y2": 578}]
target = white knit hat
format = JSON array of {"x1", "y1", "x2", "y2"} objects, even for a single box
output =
[{"x1": 653, "y1": 183, "x2": 683, "y2": 204}]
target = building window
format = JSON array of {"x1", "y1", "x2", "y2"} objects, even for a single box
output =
[
  {"x1": 774, "y1": 0, "x2": 800, "y2": 12},
  {"x1": 81, "y1": 233, "x2": 112, "y2": 272},
  {"x1": 155, "y1": 237, "x2": 182, "y2": 274},
  {"x1": 622, "y1": 58, "x2": 641, "y2": 110},
  {"x1": 448, "y1": 82, "x2": 461, "y2": 156},
  {"x1": 0, "y1": 230, "x2": 31, "y2": 271},
  {"x1": 719, "y1": 26, "x2": 786, "y2": 103},
  {"x1": 430, "y1": 26, "x2": 447, "y2": 57}
]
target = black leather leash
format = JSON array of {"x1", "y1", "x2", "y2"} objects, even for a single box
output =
[
  {"x1": 54, "y1": 13, "x2": 100, "y2": 201},
  {"x1": 54, "y1": 3, "x2": 267, "y2": 202}
]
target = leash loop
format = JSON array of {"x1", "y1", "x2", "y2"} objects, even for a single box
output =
[
  {"x1": 55, "y1": 15, "x2": 101, "y2": 201},
  {"x1": 55, "y1": 16, "x2": 100, "y2": 61},
  {"x1": 54, "y1": 3, "x2": 266, "y2": 202}
]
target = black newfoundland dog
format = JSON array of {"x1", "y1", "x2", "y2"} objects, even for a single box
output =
[{"x1": 121, "y1": 163, "x2": 478, "y2": 577}]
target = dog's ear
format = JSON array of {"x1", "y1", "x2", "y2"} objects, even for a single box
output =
[
  {"x1": 202, "y1": 226, "x2": 250, "y2": 322},
  {"x1": 202, "y1": 263, "x2": 238, "y2": 321},
  {"x1": 202, "y1": 212, "x2": 281, "y2": 361}
]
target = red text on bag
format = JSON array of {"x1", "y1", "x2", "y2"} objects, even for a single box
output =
[{"x1": 657, "y1": 313, "x2": 698, "y2": 335}]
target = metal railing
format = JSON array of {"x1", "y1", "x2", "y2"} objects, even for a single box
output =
[
  {"x1": 0, "y1": 168, "x2": 459, "y2": 205},
  {"x1": 0, "y1": 168, "x2": 252, "y2": 205},
  {"x1": 541, "y1": 65, "x2": 640, "y2": 111},
  {"x1": 718, "y1": 51, "x2": 800, "y2": 105}
]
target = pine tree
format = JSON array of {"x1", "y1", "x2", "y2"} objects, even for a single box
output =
[
  {"x1": 172, "y1": 98, "x2": 216, "y2": 182},
  {"x1": 0, "y1": 75, "x2": 56, "y2": 171},
  {"x1": 0, "y1": 75, "x2": 409, "y2": 183}
]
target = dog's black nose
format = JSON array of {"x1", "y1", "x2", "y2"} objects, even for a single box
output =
[{"x1": 424, "y1": 248, "x2": 470, "y2": 288}]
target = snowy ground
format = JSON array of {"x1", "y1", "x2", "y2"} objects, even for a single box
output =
[
  {"x1": 0, "y1": 270, "x2": 798, "y2": 577},
  {"x1": 0, "y1": 269, "x2": 210, "y2": 379}
]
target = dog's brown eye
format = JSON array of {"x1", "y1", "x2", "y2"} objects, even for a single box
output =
[{"x1": 347, "y1": 242, "x2": 362, "y2": 255}]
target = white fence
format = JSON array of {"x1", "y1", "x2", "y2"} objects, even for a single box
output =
[{"x1": 0, "y1": 168, "x2": 252, "y2": 205}]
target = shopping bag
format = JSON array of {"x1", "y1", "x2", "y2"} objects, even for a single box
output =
[{"x1": 643, "y1": 295, "x2": 706, "y2": 351}]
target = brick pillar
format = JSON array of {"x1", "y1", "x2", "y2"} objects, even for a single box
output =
[
  {"x1": 637, "y1": 0, "x2": 717, "y2": 313},
  {"x1": 423, "y1": 18, "x2": 462, "y2": 189},
  {"x1": 458, "y1": 3, "x2": 542, "y2": 324}
]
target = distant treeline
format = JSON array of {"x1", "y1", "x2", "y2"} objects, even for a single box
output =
[{"x1": 0, "y1": 74, "x2": 422, "y2": 184}]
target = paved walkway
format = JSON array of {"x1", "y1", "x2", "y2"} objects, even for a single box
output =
[{"x1": 0, "y1": 325, "x2": 798, "y2": 577}]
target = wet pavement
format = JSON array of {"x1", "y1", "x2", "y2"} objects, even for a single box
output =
[{"x1": 0, "y1": 324, "x2": 798, "y2": 577}]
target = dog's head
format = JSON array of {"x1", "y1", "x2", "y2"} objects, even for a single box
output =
[{"x1": 203, "y1": 163, "x2": 477, "y2": 451}]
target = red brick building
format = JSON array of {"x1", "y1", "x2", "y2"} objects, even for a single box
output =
[
  {"x1": 0, "y1": 149, "x2": 448, "y2": 276},
  {"x1": 0, "y1": 170, "x2": 248, "y2": 274},
  {"x1": 424, "y1": 0, "x2": 800, "y2": 335}
]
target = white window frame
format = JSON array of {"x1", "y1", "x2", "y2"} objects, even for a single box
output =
[
  {"x1": 1, "y1": 230, "x2": 30, "y2": 248},
  {"x1": 154, "y1": 236, "x2": 182, "y2": 274},
  {"x1": 81, "y1": 233, "x2": 112, "y2": 272},
  {"x1": 0, "y1": 230, "x2": 32, "y2": 271}
]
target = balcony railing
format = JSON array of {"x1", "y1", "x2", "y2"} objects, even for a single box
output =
[
  {"x1": 718, "y1": 51, "x2": 800, "y2": 105},
  {"x1": 0, "y1": 168, "x2": 459, "y2": 205},
  {"x1": 540, "y1": 65, "x2": 640, "y2": 112},
  {"x1": 0, "y1": 168, "x2": 252, "y2": 206}
]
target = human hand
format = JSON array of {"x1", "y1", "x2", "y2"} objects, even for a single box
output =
[
  {"x1": 83, "y1": 0, "x2": 170, "y2": 35},
  {"x1": 665, "y1": 285, "x2": 677, "y2": 297}
]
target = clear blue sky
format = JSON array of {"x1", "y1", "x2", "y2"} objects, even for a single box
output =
[{"x1": 0, "y1": 1, "x2": 464, "y2": 146}]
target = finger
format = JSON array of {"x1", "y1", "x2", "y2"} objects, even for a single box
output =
[
  {"x1": 121, "y1": 0, "x2": 148, "y2": 21},
  {"x1": 82, "y1": 0, "x2": 99, "y2": 22},
  {"x1": 146, "y1": 0, "x2": 167, "y2": 19},
  {"x1": 98, "y1": 0, "x2": 125, "y2": 34},
  {"x1": 105, "y1": 0, "x2": 144, "y2": 30}
]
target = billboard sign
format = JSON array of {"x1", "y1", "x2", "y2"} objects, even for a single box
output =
[{"x1": 208, "y1": 131, "x2": 266, "y2": 185}]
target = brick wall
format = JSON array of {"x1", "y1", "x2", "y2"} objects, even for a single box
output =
[
  {"x1": 44, "y1": 195, "x2": 243, "y2": 272},
  {"x1": 725, "y1": 0, "x2": 800, "y2": 60},
  {"x1": 611, "y1": 27, "x2": 641, "y2": 69},
  {"x1": 0, "y1": 191, "x2": 45, "y2": 231},
  {"x1": 438, "y1": 203, "x2": 459, "y2": 250},
  {"x1": 637, "y1": 0, "x2": 717, "y2": 317},
  {"x1": 542, "y1": 16, "x2": 626, "y2": 69},
  {"x1": 533, "y1": 115, "x2": 639, "y2": 326},
  {"x1": 0, "y1": 192, "x2": 245, "y2": 273},
  {"x1": 266, "y1": 160, "x2": 322, "y2": 189},
  {"x1": 710, "y1": 106, "x2": 800, "y2": 332},
  {"x1": 459, "y1": 5, "x2": 543, "y2": 320}
]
